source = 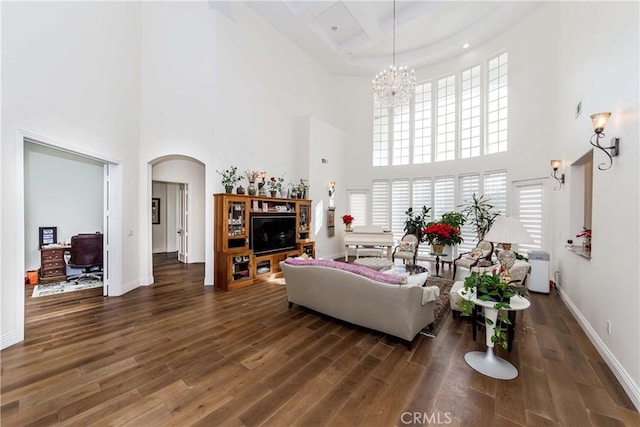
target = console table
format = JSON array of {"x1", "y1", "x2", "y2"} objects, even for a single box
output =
[{"x1": 458, "y1": 288, "x2": 530, "y2": 380}]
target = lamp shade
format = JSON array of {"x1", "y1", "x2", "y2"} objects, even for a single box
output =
[
  {"x1": 590, "y1": 112, "x2": 611, "y2": 134},
  {"x1": 550, "y1": 160, "x2": 561, "y2": 170},
  {"x1": 484, "y1": 216, "x2": 533, "y2": 244}
]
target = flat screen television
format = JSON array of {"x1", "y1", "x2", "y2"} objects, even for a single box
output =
[{"x1": 250, "y1": 214, "x2": 297, "y2": 256}]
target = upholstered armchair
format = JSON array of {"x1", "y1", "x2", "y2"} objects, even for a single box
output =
[
  {"x1": 452, "y1": 240, "x2": 494, "y2": 279},
  {"x1": 392, "y1": 233, "x2": 420, "y2": 265}
]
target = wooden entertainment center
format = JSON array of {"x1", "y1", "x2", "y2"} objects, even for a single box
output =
[{"x1": 214, "y1": 193, "x2": 315, "y2": 290}]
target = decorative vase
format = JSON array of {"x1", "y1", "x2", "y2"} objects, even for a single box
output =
[
  {"x1": 270, "y1": 190, "x2": 277, "y2": 198},
  {"x1": 280, "y1": 189, "x2": 288, "y2": 198},
  {"x1": 345, "y1": 223, "x2": 352, "y2": 231},
  {"x1": 432, "y1": 244, "x2": 444, "y2": 254},
  {"x1": 290, "y1": 189, "x2": 298, "y2": 199},
  {"x1": 236, "y1": 185, "x2": 245, "y2": 195},
  {"x1": 258, "y1": 185, "x2": 267, "y2": 197},
  {"x1": 224, "y1": 185, "x2": 233, "y2": 194},
  {"x1": 247, "y1": 182, "x2": 257, "y2": 196}
]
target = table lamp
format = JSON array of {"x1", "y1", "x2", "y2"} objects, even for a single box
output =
[{"x1": 483, "y1": 216, "x2": 533, "y2": 281}]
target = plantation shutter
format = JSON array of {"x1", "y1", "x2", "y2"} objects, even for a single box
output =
[
  {"x1": 514, "y1": 182, "x2": 544, "y2": 251},
  {"x1": 347, "y1": 190, "x2": 368, "y2": 227},
  {"x1": 433, "y1": 177, "x2": 455, "y2": 221},
  {"x1": 458, "y1": 174, "x2": 481, "y2": 251},
  {"x1": 391, "y1": 180, "x2": 410, "y2": 243},
  {"x1": 484, "y1": 171, "x2": 507, "y2": 216},
  {"x1": 372, "y1": 180, "x2": 390, "y2": 229}
]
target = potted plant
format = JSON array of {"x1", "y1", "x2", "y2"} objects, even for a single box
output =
[
  {"x1": 440, "y1": 211, "x2": 466, "y2": 231},
  {"x1": 295, "y1": 179, "x2": 310, "y2": 199},
  {"x1": 341, "y1": 214, "x2": 354, "y2": 230},
  {"x1": 460, "y1": 193, "x2": 500, "y2": 242},
  {"x1": 576, "y1": 227, "x2": 592, "y2": 252},
  {"x1": 421, "y1": 222, "x2": 462, "y2": 253},
  {"x1": 403, "y1": 206, "x2": 431, "y2": 239},
  {"x1": 457, "y1": 271, "x2": 527, "y2": 349},
  {"x1": 267, "y1": 175, "x2": 285, "y2": 197},
  {"x1": 216, "y1": 166, "x2": 241, "y2": 193}
]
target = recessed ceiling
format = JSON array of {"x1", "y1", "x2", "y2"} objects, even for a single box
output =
[{"x1": 239, "y1": 1, "x2": 541, "y2": 76}]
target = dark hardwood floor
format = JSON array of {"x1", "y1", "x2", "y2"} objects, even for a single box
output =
[{"x1": 2, "y1": 254, "x2": 638, "y2": 426}]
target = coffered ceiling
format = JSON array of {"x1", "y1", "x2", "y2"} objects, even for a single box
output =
[{"x1": 231, "y1": 1, "x2": 541, "y2": 76}]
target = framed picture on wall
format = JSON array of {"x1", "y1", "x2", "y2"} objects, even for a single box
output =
[
  {"x1": 151, "y1": 198, "x2": 160, "y2": 224},
  {"x1": 39, "y1": 226, "x2": 57, "y2": 248}
]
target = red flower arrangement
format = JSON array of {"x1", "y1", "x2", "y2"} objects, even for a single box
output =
[
  {"x1": 341, "y1": 214, "x2": 354, "y2": 225},
  {"x1": 422, "y1": 223, "x2": 462, "y2": 246}
]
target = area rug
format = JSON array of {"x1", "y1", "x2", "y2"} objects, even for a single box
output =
[
  {"x1": 32, "y1": 279, "x2": 103, "y2": 298},
  {"x1": 420, "y1": 276, "x2": 454, "y2": 338}
]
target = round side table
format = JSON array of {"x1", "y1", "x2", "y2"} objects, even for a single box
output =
[{"x1": 458, "y1": 288, "x2": 530, "y2": 380}]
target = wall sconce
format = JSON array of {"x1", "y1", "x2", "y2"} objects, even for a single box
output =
[
  {"x1": 328, "y1": 181, "x2": 336, "y2": 198},
  {"x1": 590, "y1": 112, "x2": 620, "y2": 170},
  {"x1": 550, "y1": 160, "x2": 564, "y2": 190}
]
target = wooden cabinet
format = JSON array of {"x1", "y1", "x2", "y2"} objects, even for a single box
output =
[
  {"x1": 40, "y1": 246, "x2": 70, "y2": 284},
  {"x1": 214, "y1": 193, "x2": 314, "y2": 290}
]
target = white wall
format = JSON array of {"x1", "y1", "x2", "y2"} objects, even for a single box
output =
[
  {"x1": 24, "y1": 142, "x2": 104, "y2": 270},
  {"x1": 552, "y1": 1, "x2": 640, "y2": 408},
  {"x1": 1, "y1": 1, "x2": 141, "y2": 348},
  {"x1": 152, "y1": 160, "x2": 205, "y2": 262},
  {"x1": 304, "y1": 116, "x2": 347, "y2": 259}
]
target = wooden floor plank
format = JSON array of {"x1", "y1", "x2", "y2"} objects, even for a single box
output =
[{"x1": 1, "y1": 254, "x2": 637, "y2": 426}]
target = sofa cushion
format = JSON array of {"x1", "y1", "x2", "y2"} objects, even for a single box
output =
[{"x1": 284, "y1": 257, "x2": 406, "y2": 285}]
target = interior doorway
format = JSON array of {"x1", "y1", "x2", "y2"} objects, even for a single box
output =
[{"x1": 149, "y1": 156, "x2": 205, "y2": 279}]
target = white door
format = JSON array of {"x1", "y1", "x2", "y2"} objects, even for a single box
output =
[
  {"x1": 103, "y1": 164, "x2": 111, "y2": 296},
  {"x1": 177, "y1": 184, "x2": 189, "y2": 263}
]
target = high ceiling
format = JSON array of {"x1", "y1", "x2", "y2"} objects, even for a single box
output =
[{"x1": 234, "y1": 1, "x2": 541, "y2": 76}]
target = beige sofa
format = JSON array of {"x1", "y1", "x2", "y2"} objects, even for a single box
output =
[{"x1": 280, "y1": 258, "x2": 439, "y2": 344}]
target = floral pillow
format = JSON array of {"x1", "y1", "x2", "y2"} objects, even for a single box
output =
[{"x1": 399, "y1": 242, "x2": 415, "y2": 252}]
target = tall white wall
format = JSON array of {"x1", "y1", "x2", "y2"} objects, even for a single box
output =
[
  {"x1": 139, "y1": 2, "x2": 338, "y2": 285},
  {"x1": 552, "y1": 1, "x2": 640, "y2": 407},
  {"x1": 1, "y1": 1, "x2": 141, "y2": 348},
  {"x1": 303, "y1": 116, "x2": 347, "y2": 259},
  {"x1": 24, "y1": 143, "x2": 104, "y2": 270}
]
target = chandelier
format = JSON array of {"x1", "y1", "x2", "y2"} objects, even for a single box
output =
[{"x1": 372, "y1": 0, "x2": 416, "y2": 108}]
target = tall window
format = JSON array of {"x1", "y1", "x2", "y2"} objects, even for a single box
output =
[
  {"x1": 393, "y1": 104, "x2": 410, "y2": 165},
  {"x1": 347, "y1": 190, "x2": 369, "y2": 227},
  {"x1": 436, "y1": 75, "x2": 456, "y2": 161},
  {"x1": 372, "y1": 180, "x2": 390, "y2": 228},
  {"x1": 391, "y1": 180, "x2": 410, "y2": 242},
  {"x1": 458, "y1": 174, "x2": 481, "y2": 251},
  {"x1": 373, "y1": 101, "x2": 389, "y2": 166},
  {"x1": 484, "y1": 171, "x2": 507, "y2": 215},
  {"x1": 486, "y1": 52, "x2": 508, "y2": 154},
  {"x1": 412, "y1": 178, "x2": 432, "y2": 222},
  {"x1": 433, "y1": 176, "x2": 455, "y2": 220},
  {"x1": 513, "y1": 182, "x2": 544, "y2": 251},
  {"x1": 414, "y1": 83, "x2": 432, "y2": 164},
  {"x1": 373, "y1": 52, "x2": 508, "y2": 165},
  {"x1": 460, "y1": 65, "x2": 481, "y2": 158}
]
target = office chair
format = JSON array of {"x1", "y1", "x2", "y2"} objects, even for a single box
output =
[{"x1": 67, "y1": 233, "x2": 103, "y2": 283}]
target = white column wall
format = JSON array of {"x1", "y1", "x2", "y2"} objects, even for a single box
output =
[
  {"x1": 1, "y1": 2, "x2": 141, "y2": 348},
  {"x1": 553, "y1": 1, "x2": 640, "y2": 408}
]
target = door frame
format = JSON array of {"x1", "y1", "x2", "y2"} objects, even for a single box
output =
[{"x1": 13, "y1": 129, "x2": 123, "y2": 345}]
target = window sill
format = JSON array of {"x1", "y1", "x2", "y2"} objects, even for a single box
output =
[{"x1": 566, "y1": 245, "x2": 591, "y2": 260}]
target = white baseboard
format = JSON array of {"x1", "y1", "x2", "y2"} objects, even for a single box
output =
[
  {"x1": 558, "y1": 286, "x2": 640, "y2": 411},
  {"x1": 119, "y1": 276, "x2": 153, "y2": 296},
  {"x1": 1, "y1": 330, "x2": 22, "y2": 350}
]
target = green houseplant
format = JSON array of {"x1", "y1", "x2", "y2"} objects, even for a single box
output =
[
  {"x1": 457, "y1": 271, "x2": 527, "y2": 349},
  {"x1": 460, "y1": 193, "x2": 500, "y2": 242},
  {"x1": 439, "y1": 211, "x2": 466, "y2": 232},
  {"x1": 403, "y1": 206, "x2": 431, "y2": 239},
  {"x1": 216, "y1": 166, "x2": 241, "y2": 193}
]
